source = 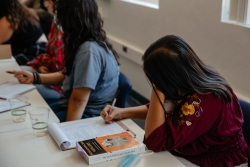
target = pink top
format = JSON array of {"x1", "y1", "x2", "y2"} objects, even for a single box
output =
[{"x1": 144, "y1": 91, "x2": 250, "y2": 167}]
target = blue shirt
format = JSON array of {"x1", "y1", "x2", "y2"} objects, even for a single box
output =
[{"x1": 59, "y1": 41, "x2": 119, "y2": 116}]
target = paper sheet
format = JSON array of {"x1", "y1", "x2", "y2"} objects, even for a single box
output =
[
  {"x1": 0, "y1": 100, "x2": 27, "y2": 113},
  {"x1": 48, "y1": 120, "x2": 126, "y2": 149},
  {"x1": 0, "y1": 82, "x2": 35, "y2": 99}
]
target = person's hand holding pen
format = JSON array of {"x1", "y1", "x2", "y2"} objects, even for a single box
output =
[
  {"x1": 6, "y1": 70, "x2": 33, "y2": 84},
  {"x1": 101, "y1": 105, "x2": 123, "y2": 124},
  {"x1": 102, "y1": 90, "x2": 120, "y2": 123}
]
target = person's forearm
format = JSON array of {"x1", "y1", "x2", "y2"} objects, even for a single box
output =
[
  {"x1": 145, "y1": 89, "x2": 165, "y2": 138},
  {"x1": 120, "y1": 105, "x2": 148, "y2": 120},
  {"x1": 40, "y1": 72, "x2": 65, "y2": 86}
]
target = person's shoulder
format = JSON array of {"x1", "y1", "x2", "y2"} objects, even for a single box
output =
[
  {"x1": 180, "y1": 92, "x2": 223, "y2": 111},
  {"x1": 77, "y1": 41, "x2": 100, "y2": 53},
  {"x1": 77, "y1": 41, "x2": 109, "y2": 56},
  {"x1": 74, "y1": 41, "x2": 101, "y2": 61},
  {"x1": 176, "y1": 93, "x2": 223, "y2": 122},
  {"x1": 80, "y1": 41, "x2": 101, "y2": 48},
  {"x1": 198, "y1": 92, "x2": 224, "y2": 107}
]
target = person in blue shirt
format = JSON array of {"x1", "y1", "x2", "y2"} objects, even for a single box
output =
[{"x1": 9, "y1": 0, "x2": 120, "y2": 122}]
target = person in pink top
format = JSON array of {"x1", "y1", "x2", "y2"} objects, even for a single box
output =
[{"x1": 100, "y1": 35, "x2": 250, "y2": 167}]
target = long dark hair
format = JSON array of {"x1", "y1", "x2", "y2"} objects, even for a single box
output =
[
  {"x1": 54, "y1": 0, "x2": 119, "y2": 75},
  {"x1": 142, "y1": 35, "x2": 232, "y2": 103},
  {"x1": 0, "y1": 0, "x2": 39, "y2": 31}
]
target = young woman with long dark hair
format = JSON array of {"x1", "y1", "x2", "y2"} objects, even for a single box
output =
[
  {"x1": 9, "y1": 0, "x2": 119, "y2": 122},
  {"x1": 0, "y1": 0, "x2": 46, "y2": 65},
  {"x1": 101, "y1": 35, "x2": 250, "y2": 167}
]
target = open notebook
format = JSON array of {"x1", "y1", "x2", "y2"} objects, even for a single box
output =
[
  {"x1": 48, "y1": 120, "x2": 137, "y2": 151},
  {"x1": 0, "y1": 82, "x2": 35, "y2": 99}
]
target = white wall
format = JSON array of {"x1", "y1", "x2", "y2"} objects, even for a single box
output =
[{"x1": 97, "y1": 0, "x2": 250, "y2": 101}]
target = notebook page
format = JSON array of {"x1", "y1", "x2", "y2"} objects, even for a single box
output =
[{"x1": 50, "y1": 120, "x2": 126, "y2": 149}]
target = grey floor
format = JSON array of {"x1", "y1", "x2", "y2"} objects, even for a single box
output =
[{"x1": 125, "y1": 95, "x2": 145, "y2": 130}]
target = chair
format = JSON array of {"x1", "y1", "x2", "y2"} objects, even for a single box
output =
[
  {"x1": 115, "y1": 72, "x2": 132, "y2": 108},
  {"x1": 239, "y1": 99, "x2": 250, "y2": 166}
]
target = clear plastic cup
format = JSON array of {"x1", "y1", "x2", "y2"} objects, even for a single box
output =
[
  {"x1": 8, "y1": 95, "x2": 28, "y2": 123},
  {"x1": 28, "y1": 107, "x2": 50, "y2": 137}
]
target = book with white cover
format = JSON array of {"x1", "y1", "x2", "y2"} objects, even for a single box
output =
[
  {"x1": 48, "y1": 119, "x2": 138, "y2": 151},
  {"x1": 76, "y1": 131, "x2": 145, "y2": 165},
  {"x1": 0, "y1": 82, "x2": 35, "y2": 99}
]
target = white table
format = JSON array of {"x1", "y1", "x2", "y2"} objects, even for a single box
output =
[
  {"x1": 0, "y1": 117, "x2": 186, "y2": 167},
  {"x1": 0, "y1": 60, "x2": 59, "y2": 133},
  {"x1": 0, "y1": 60, "x2": 195, "y2": 167}
]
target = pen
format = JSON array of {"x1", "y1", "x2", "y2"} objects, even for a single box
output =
[
  {"x1": 7, "y1": 71, "x2": 28, "y2": 77},
  {"x1": 109, "y1": 90, "x2": 120, "y2": 115}
]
